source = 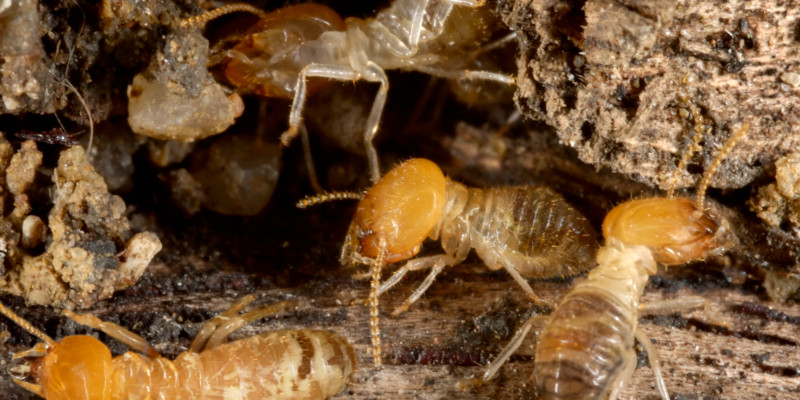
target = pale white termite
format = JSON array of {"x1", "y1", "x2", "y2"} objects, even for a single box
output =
[
  {"x1": 2, "y1": 295, "x2": 356, "y2": 399},
  {"x1": 473, "y1": 122, "x2": 749, "y2": 400},
  {"x1": 180, "y1": 0, "x2": 516, "y2": 183},
  {"x1": 298, "y1": 158, "x2": 598, "y2": 367}
]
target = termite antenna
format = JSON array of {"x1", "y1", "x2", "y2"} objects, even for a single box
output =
[
  {"x1": 0, "y1": 302, "x2": 55, "y2": 346},
  {"x1": 61, "y1": 79, "x2": 94, "y2": 153},
  {"x1": 695, "y1": 122, "x2": 749, "y2": 211},
  {"x1": 180, "y1": 3, "x2": 267, "y2": 29},
  {"x1": 369, "y1": 248, "x2": 385, "y2": 367},
  {"x1": 296, "y1": 192, "x2": 363, "y2": 209},
  {"x1": 667, "y1": 96, "x2": 707, "y2": 198}
]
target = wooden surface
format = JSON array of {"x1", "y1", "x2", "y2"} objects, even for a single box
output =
[{"x1": 1, "y1": 261, "x2": 799, "y2": 399}]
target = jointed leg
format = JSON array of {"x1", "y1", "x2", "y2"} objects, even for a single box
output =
[
  {"x1": 299, "y1": 123, "x2": 323, "y2": 193},
  {"x1": 416, "y1": 65, "x2": 515, "y2": 86},
  {"x1": 607, "y1": 346, "x2": 637, "y2": 400},
  {"x1": 63, "y1": 310, "x2": 160, "y2": 358},
  {"x1": 281, "y1": 64, "x2": 362, "y2": 146},
  {"x1": 191, "y1": 294, "x2": 256, "y2": 352},
  {"x1": 634, "y1": 328, "x2": 670, "y2": 400},
  {"x1": 478, "y1": 314, "x2": 538, "y2": 383},
  {"x1": 202, "y1": 301, "x2": 294, "y2": 351},
  {"x1": 501, "y1": 262, "x2": 550, "y2": 307},
  {"x1": 378, "y1": 254, "x2": 456, "y2": 296},
  {"x1": 639, "y1": 296, "x2": 729, "y2": 327},
  {"x1": 362, "y1": 62, "x2": 389, "y2": 184},
  {"x1": 280, "y1": 62, "x2": 385, "y2": 184},
  {"x1": 376, "y1": 254, "x2": 456, "y2": 315},
  {"x1": 191, "y1": 296, "x2": 294, "y2": 352}
]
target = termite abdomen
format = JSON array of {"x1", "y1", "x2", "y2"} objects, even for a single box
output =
[
  {"x1": 470, "y1": 186, "x2": 598, "y2": 280},
  {"x1": 534, "y1": 289, "x2": 634, "y2": 399},
  {"x1": 111, "y1": 329, "x2": 357, "y2": 399}
]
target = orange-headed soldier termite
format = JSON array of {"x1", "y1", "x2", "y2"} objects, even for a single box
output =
[
  {"x1": 298, "y1": 158, "x2": 597, "y2": 366},
  {"x1": 2, "y1": 295, "x2": 356, "y2": 399}
]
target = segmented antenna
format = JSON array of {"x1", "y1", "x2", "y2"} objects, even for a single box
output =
[
  {"x1": 369, "y1": 247, "x2": 385, "y2": 367},
  {"x1": 0, "y1": 302, "x2": 55, "y2": 346},
  {"x1": 180, "y1": 3, "x2": 267, "y2": 29},
  {"x1": 695, "y1": 122, "x2": 750, "y2": 211},
  {"x1": 296, "y1": 191, "x2": 363, "y2": 209},
  {"x1": 667, "y1": 97, "x2": 707, "y2": 198}
]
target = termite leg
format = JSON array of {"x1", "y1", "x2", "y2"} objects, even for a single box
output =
[
  {"x1": 500, "y1": 261, "x2": 552, "y2": 308},
  {"x1": 375, "y1": 254, "x2": 456, "y2": 316},
  {"x1": 62, "y1": 310, "x2": 161, "y2": 358},
  {"x1": 190, "y1": 294, "x2": 257, "y2": 352},
  {"x1": 606, "y1": 340, "x2": 637, "y2": 400},
  {"x1": 639, "y1": 296, "x2": 729, "y2": 328},
  {"x1": 299, "y1": 123, "x2": 323, "y2": 193},
  {"x1": 280, "y1": 62, "x2": 387, "y2": 184},
  {"x1": 378, "y1": 254, "x2": 455, "y2": 295},
  {"x1": 634, "y1": 328, "x2": 671, "y2": 400},
  {"x1": 202, "y1": 301, "x2": 294, "y2": 351},
  {"x1": 449, "y1": 0, "x2": 486, "y2": 6},
  {"x1": 415, "y1": 65, "x2": 515, "y2": 86},
  {"x1": 362, "y1": 61, "x2": 389, "y2": 185},
  {"x1": 476, "y1": 313, "x2": 540, "y2": 384}
]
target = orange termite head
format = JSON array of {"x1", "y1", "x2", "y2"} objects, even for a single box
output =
[
  {"x1": 1, "y1": 302, "x2": 112, "y2": 400},
  {"x1": 221, "y1": 3, "x2": 346, "y2": 98},
  {"x1": 340, "y1": 158, "x2": 447, "y2": 265},
  {"x1": 602, "y1": 197, "x2": 734, "y2": 265},
  {"x1": 26, "y1": 336, "x2": 113, "y2": 400}
]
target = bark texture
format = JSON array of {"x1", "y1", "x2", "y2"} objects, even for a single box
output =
[{"x1": 498, "y1": 0, "x2": 800, "y2": 190}]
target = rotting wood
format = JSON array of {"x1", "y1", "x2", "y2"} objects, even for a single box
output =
[{"x1": 498, "y1": 0, "x2": 800, "y2": 191}]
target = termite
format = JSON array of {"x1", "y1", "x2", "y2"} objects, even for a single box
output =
[
  {"x1": 2, "y1": 295, "x2": 357, "y2": 399},
  {"x1": 472, "y1": 122, "x2": 749, "y2": 400},
  {"x1": 298, "y1": 158, "x2": 598, "y2": 366},
  {"x1": 180, "y1": 0, "x2": 516, "y2": 183}
]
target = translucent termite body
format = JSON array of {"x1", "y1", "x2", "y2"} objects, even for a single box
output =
[
  {"x1": 475, "y1": 123, "x2": 749, "y2": 400},
  {"x1": 533, "y1": 197, "x2": 734, "y2": 400},
  {"x1": 2, "y1": 296, "x2": 356, "y2": 400},
  {"x1": 341, "y1": 158, "x2": 598, "y2": 304},
  {"x1": 182, "y1": 1, "x2": 515, "y2": 183},
  {"x1": 300, "y1": 158, "x2": 597, "y2": 366}
]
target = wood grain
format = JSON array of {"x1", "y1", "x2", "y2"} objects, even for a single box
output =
[{"x1": 1, "y1": 262, "x2": 798, "y2": 399}]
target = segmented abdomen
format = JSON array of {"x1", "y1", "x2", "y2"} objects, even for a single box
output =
[
  {"x1": 534, "y1": 288, "x2": 634, "y2": 399},
  {"x1": 469, "y1": 186, "x2": 597, "y2": 278},
  {"x1": 111, "y1": 329, "x2": 356, "y2": 400}
]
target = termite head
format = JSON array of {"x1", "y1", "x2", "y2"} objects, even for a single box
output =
[
  {"x1": 24, "y1": 336, "x2": 112, "y2": 400},
  {"x1": 602, "y1": 197, "x2": 734, "y2": 265},
  {"x1": 603, "y1": 122, "x2": 749, "y2": 265},
  {"x1": 2, "y1": 302, "x2": 112, "y2": 400},
  {"x1": 340, "y1": 158, "x2": 447, "y2": 265},
  {"x1": 220, "y1": 4, "x2": 346, "y2": 98}
]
